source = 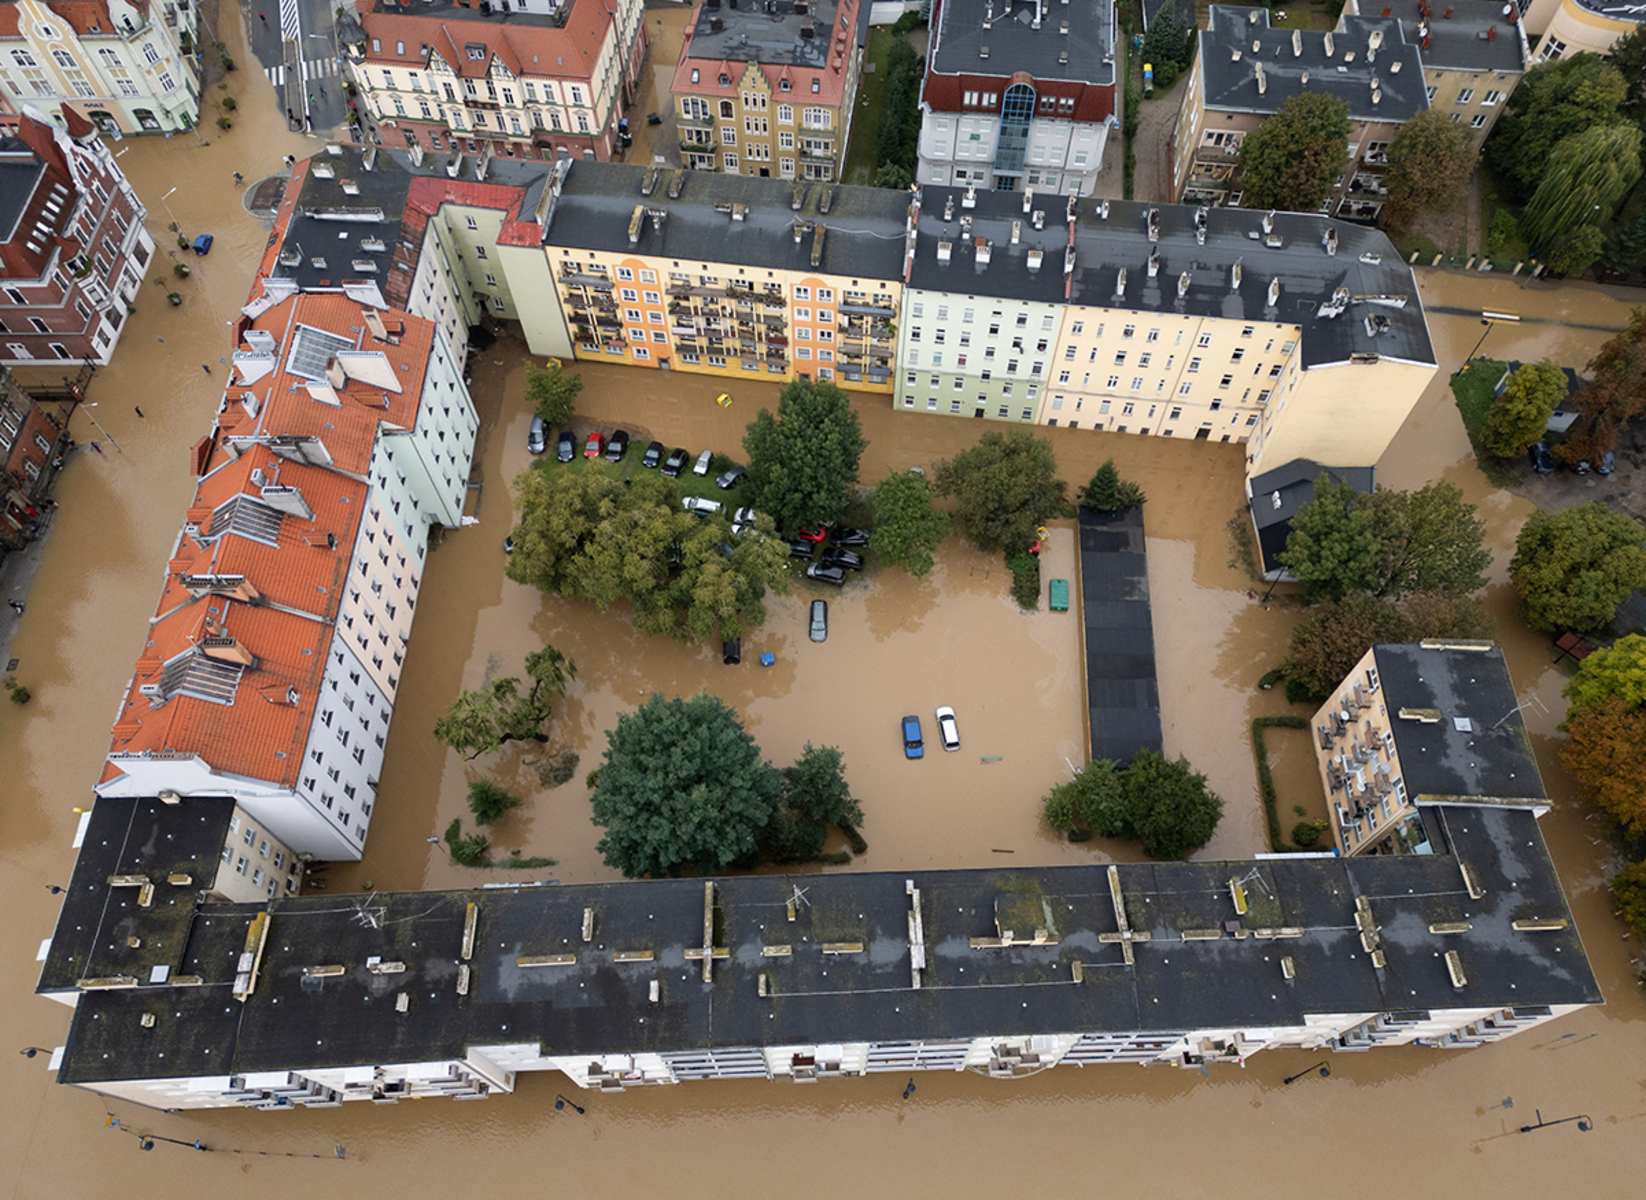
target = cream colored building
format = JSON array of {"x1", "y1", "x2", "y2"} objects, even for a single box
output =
[
  {"x1": 212, "y1": 804, "x2": 304, "y2": 905},
  {"x1": 1522, "y1": 0, "x2": 1642, "y2": 60}
]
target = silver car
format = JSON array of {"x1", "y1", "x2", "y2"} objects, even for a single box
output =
[
  {"x1": 809, "y1": 599, "x2": 828, "y2": 643},
  {"x1": 935, "y1": 706, "x2": 960, "y2": 751}
]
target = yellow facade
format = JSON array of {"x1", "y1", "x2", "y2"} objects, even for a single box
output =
[
  {"x1": 1532, "y1": 0, "x2": 1641, "y2": 61},
  {"x1": 1248, "y1": 356, "x2": 1434, "y2": 476},
  {"x1": 1311, "y1": 648, "x2": 1415, "y2": 855},
  {"x1": 676, "y1": 62, "x2": 846, "y2": 181}
]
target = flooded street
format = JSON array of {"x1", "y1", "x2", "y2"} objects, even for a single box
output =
[{"x1": 5, "y1": 38, "x2": 1646, "y2": 1190}]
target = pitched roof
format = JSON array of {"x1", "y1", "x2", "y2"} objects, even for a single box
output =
[{"x1": 355, "y1": 0, "x2": 612, "y2": 82}]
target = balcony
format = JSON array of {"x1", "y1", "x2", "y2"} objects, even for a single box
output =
[{"x1": 839, "y1": 303, "x2": 896, "y2": 318}]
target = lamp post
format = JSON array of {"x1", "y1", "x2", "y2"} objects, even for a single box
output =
[
  {"x1": 1282, "y1": 1061, "x2": 1331, "y2": 1085},
  {"x1": 1463, "y1": 309, "x2": 1520, "y2": 367},
  {"x1": 554, "y1": 1092, "x2": 586, "y2": 1114},
  {"x1": 158, "y1": 186, "x2": 180, "y2": 237},
  {"x1": 76, "y1": 403, "x2": 121, "y2": 454},
  {"x1": 1518, "y1": 1109, "x2": 1591, "y2": 1135}
]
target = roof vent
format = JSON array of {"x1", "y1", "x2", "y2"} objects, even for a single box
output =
[
  {"x1": 980, "y1": 45, "x2": 990, "y2": 59},
  {"x1": 1324, "y1": 32, "x2": 1335, "y2": 57},
  {"x1": 1292, "y1": 28, "x2": 1302, "y2": 57},
  {"x1": 1255, "y1": 63, "x2": 1267, "y2": 94},
  {"x1": 937, "y1": 240, "x2": 953, "y2": 263},
  {"x1": 1391, "y1": 60, "x2": 1403, "y2": 73},
  {"x1": 1113, "y1": 267, "x2": 1126, "y2": 299},
  {"x1": 1177, "y1": 271, "x2": 1191, "y2": 299}
]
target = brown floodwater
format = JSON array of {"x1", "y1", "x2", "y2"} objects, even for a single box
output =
[{"x1": 4, "y1": 41, "x2": 1646, "y2": 1189}]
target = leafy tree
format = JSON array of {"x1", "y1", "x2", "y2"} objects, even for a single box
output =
[
  {"x1": 1101, "y1": 750, "x2": 1224, "y2": 860},
  {"x1": 1041, "y1": 759, "x2": 1122, "y2": 840},
  {"x1": 1607, "y1": 23, "x2": 1646, "y2": 119},
  {"x1": 1560, "y1": 696, "x2": 1646, "y2": 838},
  {"x1": 875, "y1": 35, "x2": 923, "y2": 183},
  {"x1": 1141, "y1": 6, "x2": 1189, "y2": 88},
  {"x1": 1381, "y1": 109, "x2": 1480, "y2": 232},
  {"x1": 443, "y1": 818, "x2": 491, "y2": 866},
  {"x1": 1399, "y1": 591, "x2": 1493, "y2": 642},
  {"x1": 1601, "y1": 211, "x2": 1646, "y2": 277},
  {"x1": 1612, "y1": 860, "x2": 1646, "y2": 939},
  {"x1": 523, "y1": 358, "x2": 582, "y2": 426},
  {"x1": 869, "y1": 470, "x2": 950, "y2": 576},
  {"x1": 590, "y1": 693, "x2": 782, "y2": 877},
  {"x1": 872, "y1": 163, "x2": 912, "y2": 190},
  {"x1": 742, "y1": 379, "x2": 869, "y2": 532},
  {"x1": 760, "y1": 809, "x2": 828, "y2": 864},
  {"x1": 932, "y1": 428, "x2": 1067, "y2": 554},
  {"x1": 1080, "y1": 458, "x2": 1146, "y2": 511},
  {"x1": 1236, "y1": 93, "x2": 1350, "y2": 213},
  {"x1": 1284, "y1": 592, "x2": 1412, "y2": 701},
  {"x1": 1277, "y1": 476, "x2": 1379, "y2": 601},
  {"x1": 1563, "y1": 633, "x2": 1646, "y2": 717},
  {"x1": 1522, "y1": 123, "x2": 1642, "y2": 255},
  {"x1": 1487, "y1": 54, "x2": 1628, "y2": 201},
  {"x1": 1482, "y1": 359, "x2": 1568, "y2": 457},
  {"x1": 433, "y1": 645, "x2": 577, "y2": 759},
  {"x1": 1570, "y1": 307, "x2": 1646, "y2": 433},
  {"x1": 782, "y1": 743, "x2": 863, "y2": 830},
  {"x1": 467, "y1": 779, "x2": 524, "y2": 825},
  {"x1": 1511, "y1": 503, "x2": 1646, "y2": 631}
]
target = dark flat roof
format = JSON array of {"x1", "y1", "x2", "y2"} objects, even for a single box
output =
[
  {"x1": 1078, "y1": 505, "x2": 1162, "y2": 763},
  {"x1": 1374, "y1": 643, "x2": 1546, "y2": 803},
  {"x1": 1247, "y1": 459, "x2": 1375, "y2": 575},
  {"x1": 929, "y1": 0, "x2": 1115, "y2": 86},
  {"x1": 1398, "y1": 3, "x2": 1528, "y2": 74},
  {"x1": 685, "y1": 0, "x2": 862, "y2": 68},
  {"x1": 272, "y1": 146, "x2": 413, "y2": 290}
]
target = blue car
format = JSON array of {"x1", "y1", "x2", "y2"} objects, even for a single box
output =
[{"x1": 901, "y1": 714, "x2": 924, "y2": 759}]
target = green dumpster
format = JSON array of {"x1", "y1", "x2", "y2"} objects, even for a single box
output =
[{"x1": 1049, "y1": 579, "x2": 1069, "y2": 612}]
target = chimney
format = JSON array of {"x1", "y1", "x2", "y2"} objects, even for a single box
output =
[
  {"x1": 1146, "y1": 208, "x2": 1161, "y2": 242},
  {"x1": 1098, "y1": 199, "x2": 1109, "y2": 220},
  {"x1": 1369, "y1": 29, "x2": 1384, "y2": 51},
  {"x1": 1292, "y1": 29, "x2": 1302, "y2": 57},
  {"x1": 1231, "y1": 261, "x2": 1242, "y2": 291},
  {"x1": 1255, "y1": 62, "x2": 1267, "y2": 95},
  {"x1": 1487, "y1": 25, "x2": 1497, "y2": 40},
  {"x1": 1391, "y1": 60, "x2": 1402, "y2": 72},
  {"x1": 1027, "y1": 249, "x2": 1044, "y2": 271},
  {"x1": 1032, "y1": 209, "x2": 1045, "y2": 230},
  {"x1": 944, "y1": 195, "x2": 955, "y2": 221},
  {"x1": 1147, "y1": 247, "x2": 1160, "y2": 277},
  {"x1": 1267, "y1": 278, "x2": 1281, "y2": 307},
  {"x1": 1011, "y1": 219, "x2": 1022, "y2": 245},
  {"x1": 1372, "y1": 87, "x2": 1382, "y2": 104},
  {"x1": 1324, "y1": 32, "x2": 1335, "y2": 57},
  {"x1": 1263, "y1": 210, "x2": 1275, "y2": 235},
  {"x1": 937, "y1": 240, "x2": 953, "y2": 263},
  {"x1": 1023, "y1": 187, "x2": 1035, "y2": 214},
  {"x1": 963, "y1": 184, "x2": 977, "y2": 209},
  {"x1": 361, "y1": 308, "x2": 390, "y2": 342},
  {"x1": 1177, "y1": 271, "x2": 1191, "y2": 299},
  {"x1": 1114, "y1": 268, "x2": 1126, "y2": 300},
  {"x1": 628, "y1": 204, "x2": 645, "y2": 245},
  {"x1": 1324, "y1": 226, "x2": 1339, "y2": 256},
  {"x1": 975, "y1": 237, "x2": 991, "y2": 265}
]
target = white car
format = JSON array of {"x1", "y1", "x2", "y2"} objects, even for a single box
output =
[
  {"x1": 682, "y1": 496, "x2": 723, "y2": 516},
  {"x1": 935, "y1": 706, "x2": 960, "y2": 752},
  {"x1": 693, "y1": 450, "x2": 714, "y2": 476},
  {"x1": 732, "y1": 506, "x2": 758, "y2": 537}
]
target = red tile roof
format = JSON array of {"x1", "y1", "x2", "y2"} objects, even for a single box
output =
[{"x1": 356, "y1": 0, "x2": 611, "y2": 83}]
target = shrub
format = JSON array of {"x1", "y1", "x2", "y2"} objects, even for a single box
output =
[
  {"x1": 4, "y1": 674, "x2": 30, "y2": 704},
  {"x1": 173, "y1": 262, "x2": 190, "y2": 278},
  {"x1": 1284, "y1": 676, "x2": 1318, "y2": 706},
  {"x1": 1485, "y1": 209, "x2": 1518, "y2": 256},
  {"x1": 841, "y1": 823, "x2": 868, "y2": 855},
  {"x1": 216, "y1": 115, "x2": 233, "y2": 130},
  {"x1": 1008, "y1": 553, "x2": 1041, "y2": 608},
  {"x1": 221, "y1": 96, "x2": 238, "y2": 111},
  {"x1": 1614, "y1": 861, "x2": 1646, "y2": 939},
  {"x1": 536, "y1": 750, "x2": 580, "y2": 788},
  {"x1": 443, "y1": 818, "x2": 491, "y2": 866},
  {"x1": 467, "y1": 779, "x2": 524, "y2": 825},
  {"x1": 1292, "y1": 820, "x2": 1323, "y2": 848}
]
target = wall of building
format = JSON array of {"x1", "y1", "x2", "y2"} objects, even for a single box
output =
[
  {"x1": 676, "y1": 66, "x2": 851, "y2": 182},
  {"x1": 211, "y1": 805, "x2": 303, "y2": 904},
  {"x1": 1532, "y1": 0, "x2": 1641, "y2": 60},
  {"x1": 1248, "y1": 355, "x2": 1435, "y2": 476},
  {"x1": 894, "y1": 291, "x2": 1061, "y2": 421},
  {"x1": 498, "y1": 241, "x2": 573, "y2": 360}
]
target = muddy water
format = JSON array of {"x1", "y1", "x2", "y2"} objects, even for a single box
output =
[{"x1": 5, "y1": 54, "x2": 1646, "y2": 1189}]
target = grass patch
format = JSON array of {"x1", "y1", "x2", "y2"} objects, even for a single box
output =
[
  {"x1": 1226, "y1": 505, "x2": 1264, "y2": 583},
  {"x1": 1393, "y1": 232, "x2": 1440, "y2": 263},
  {"x1": 843, "y1": 28, "x2": 896, "y2": 186},
  {"x1": 1449, "y1": 357, "x2": 1520, "y2": 487},
  {"x1": 1252, "y1": 716, "x2": 1310, "y2": 853},
  {"x1": 1271, "y1": 4, "x2": 1335, "y2": 30}
]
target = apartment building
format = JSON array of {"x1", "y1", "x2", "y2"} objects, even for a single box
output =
[
  {"x1": 1522, "y1": 0, "x2": 1643, "y2": 59},
  {"x1": 1383, "y1": 1, "x2": 1530, "y2": 142},
  {"x1": 94, "y1": 294, "x2": 477, "y2": 861},
  {"x1": 346, "y1": 0, "x2": 647, "y2": 164},
  {"x1": 917, "y1": 0, "x2": 1117, "y2": 195},
  {"x1": 539, "y1": 161, "x2": 906, "y2": 391},
  {"x1": 1311, "y1": 641, "x2": 1551, "y2": 856},
  {"x1": 671, "y1": 0, "x2": 867, "y2": 182},
  {"x1": 37, "y1": 803, "x2": 1599, "y2": 1106},
  {"x1": 0, "y1": 363, "x2": 65, "y2": 546},
  {"x1": 0, "y1": 104, "x2": 152, "y2": 365},
  {"x1": 0, "y1": 0, "x2": 200, "y2": 135}
]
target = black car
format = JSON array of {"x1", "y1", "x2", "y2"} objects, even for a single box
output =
[
  {"x1": 606, "y1": 429, "x2": 630, "y2": 462},
  {"x1": 1529, "y1": 442, "x2": 1555, "y2": 474},
  {"x1": 722, "y1": 638, "x2": 741, "y2": 665},
  {"x1": 806, "y1": 562, "x2": 846, "y2": 586},
  {"x1": 641, "y1": 440, "x2": 664, "y2": 469},
  {"x1": 716, "y1": 465, "x2": 747, "y2": 489},
  {"x1": 821, "y1": 548, "x2": 863, "y2": 571},
  {"x1": 662, "y1": 447, "x2": 690, "y2": 478},
  {"x1": 556, "y1": 430, "x2": 576, "y2": 462},
  {"x1": 832, "y1": 527, "x2": 871, "y2": 548},
  {"x1": 789, "y1": 539, "x2": 817, "y2": 561}
]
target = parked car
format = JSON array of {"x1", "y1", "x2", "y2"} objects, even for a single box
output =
[
  {"x1": 557, "y1": 430, "x2": 576, "y2": 462},
  {"x1": 722, "y1": 638, "x2": 741, "y2": 665},
  {"x1": 662, "y1": 447, "x2": 690, "y2": 477},
  {"x1": 789, "y1": 539, "x2": 817, "y2": 561},
  {"x1": 732, "y1": 506, "x2": 759, "y2": 537},
  {"x1": 683, "y1": 496, "x2": 723, "y2": 516},
  {"x1": 832, "y1": 527, "x2": 870, "y2": 548},
  {"x1": 606, "y1": 429, "x2": 630, "y2": 462},
  {"x1": 693, "y1": 450, "x2": 714, "y2": 476},
  {"x1": 584, "y1": 431, "x2": 606, "y2": 459},
  {"x1": 806, "y1": 562, "x2": 846, "y2": 586},
  {"x1": 935, "y1": 706, "x2": 960, "y2": 752},
  {"x1": 809, "y1": 599, "x2": 828, "y2": 642},
  {"x1": 716, "y1": 465, "x2": 747, "y2": 489},
  {"x1": 528, "y1": 415, "x2": 547, "y2": 455},
  {"x1": 821, "y1": 548, "x2": 863, "y2": 571},
  {"x1": 503, "y1": 534, "x2": 516, "y2": 555},
  {"x1": 796, "y1": 525, "x2": 828, "y2": 543},
  {"x1": 642, "y1": 440, "x2": 664, "y2": 469},
  {"x1": 901, "y1": 714, "x2": 924, "y2": 759},
  {"x1": 1529, "y1": 442, "x2": 1555, "y2": 474}
]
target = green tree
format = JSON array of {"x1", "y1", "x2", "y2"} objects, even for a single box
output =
[
  {"x1": 443, "y1": 818, "x2": 491, "y2": 866},
  {"x1": 1483, "y1": 359, "x2": 1569, "y2": 457},
  {"x1": 1381, "y1": 109, "x2": 1480, "y2": 232},
  {"x1": 742, "y1": 379, "x2": 869, "y2": 532},
  {"x1": 1612, "y1": 860, "x2": 1646, "y2": 939},
  {"x1": 1510, "y1": 503, "x2": 1646, "y2": 632},
  {"x1": 1522, "y1": 123, "x2": 1642, "y2": 255},
  {"x1": 1236, "y1": 93, "x2": 1351, "y2": 213},
  {"x1": 1140, "y1": 5, "x2": 1189, "y2": 87},
  {"x1": 1563, "y1": 633, "x2": 1646, "y2": 717},
  {"x1": 1560, "y1": 696, "x2": 1646, "y2": 838},
  {"x1": 868, "y1": 470, "x2": 950, "y2": 576},
  {"x1": 1102, "y1": 750, "x2": 1225, "y2": 860},
  {"x1": 1277, "y1": 476, "x2": 1380, "y2": 600},
  {"x1": 932, "y1": 428, "x2": 1067, "y2": 554},
  {"x1": 1547, "y1": 225, "x2": 1607, "y2": 276},
  {"x1": 523, "y1": 358, "x2": 582, "y2": 426},
  {"x1": 1284, "y1": 592, "x2": 1413, "y2": 701},
  {"x1": 1601, "y1": 211, "x2": 1646, "y2": 277},
  {"x1": 1080, "y1": 458, "x2": 1146, "y2": 511},
  {"x1": 872, "y1": 162, "x2": 913, "y2": 190},
  {"x1": 433, "y1": 645, "x2": 577, "y2": 759},
  {"x1": 1487, "y1": 54, "x2": 1628, "y2": 201},
  {"x1": 467, "y1": 779, "x2": 524, "y2": 825},
  {"x1": 1571, "y1": 308, "x2": 1646, "y2": 432},
  {"x1": 875, "y1": 36, "x2": 924, "y2": 182},
  {"x1": 1399, "y1": 591, "x2": 1493, "y2": 642},
  {"x1": 590, "y1": 693, "x2": 782, "y2": 877},
  {"x1": 1606, "y1": 23, "x2": 1646, "y2": 119},
  {"x1": 506, "y1": 468, "x2": 619, "y2": 598},
  {"x1": 782, "y1": 743, "x2": 864, "y2": 830},
  {"x1": 1041, "y1": 758, "x2": 1122, "y2": 840}
]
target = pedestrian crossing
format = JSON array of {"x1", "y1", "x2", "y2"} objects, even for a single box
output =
[{"x1": 263, "y1": 56, "x2": 343, "y2": 89}]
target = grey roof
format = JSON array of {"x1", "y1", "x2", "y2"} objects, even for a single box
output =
[
  {"x1": 541, "y1": 160, "x2": 909, "y2": 282},
  {"x1": 929, "y1": 0, "x2": 1115, "y2": 86},
  {"x1": 908, "y1": 186, "x2": 1437, "y2": 369},
  {"x1": 1373, "y1": 643, "x2": 1547, "y2": 804},
  {"x1": 1200, "y1": 7, "x2": 1427, "y2": 122},
  {"x1": 1569, "y1": 0, "x2": 1646, "y2": 18},
  {"x1": 1247, "y1": 458, "x2": 1376, "y2": 574},
  {"x1": 271, "y1": 145, "x2": 414, "y2": 291},
  {"x1": 1078, "y1": 506, "x2": 1162, "y2": 763},
  {"x1": 1399, "y1": 3, "x2": 1529, "y2": 74},
  {"x1": 48, "y1": 798, "x2": 1598, "y2": 1085},
  {"x1": 684, "y1": 0, "x2": 867, "y2": 68},
  {"x1": 0, "y1": 135, "x2": 43, "y2": 248}
]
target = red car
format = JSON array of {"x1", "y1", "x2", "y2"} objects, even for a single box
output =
[
  {"x1": 796, "y1": 525, "x2": 828, "y2": 543},
  {"x1": 583, "y1": 431, "x2": 606, "y2": 459}
]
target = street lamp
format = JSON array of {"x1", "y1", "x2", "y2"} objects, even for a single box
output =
[
  {"x1": 1282, "y1": 1061, "x2": 1331, "y2": 1085},
  {"x1": 554, "y1": 1092, "x2": 586, "y2": 1114},
  {"x1": 157, "y1": 186, "x2": 179, "y2": 235},
  {"x1": 1463, "y1": 309, "x2": 1519, "y2": 367},
  {"x1": 1518, "y1": 1109, "x2": 1591, "y2": 1134},
  {"x1": 76, "y1": 403, "x2": 121, "y2": 454}
]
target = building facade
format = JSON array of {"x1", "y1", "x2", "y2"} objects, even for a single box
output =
[
  {"x1": 1522, "y1": 0, "x2": 1643, "y2": 59},
  {"x1": 917, "y1": 0, "x2": 1118, "y2": 195},
  {"x1": 346, "y1": 0, "x2": 647, "y2": 165},
  {"x1": 671, "y1": 0, "x2": 866, "y2": 183},
  {"x1": 0, "y1": 104, "x2": 152, "y2": 365},
  {"x1": 0, "y1": 363, "x2": 66, "y2": 547},
  {"x1": 0, "y1": 0, "x2": 200, "y2": 135}
]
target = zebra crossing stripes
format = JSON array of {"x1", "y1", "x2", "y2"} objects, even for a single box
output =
[{"x1": 263, "y1": 57, "x2": 343, "y2": 88}]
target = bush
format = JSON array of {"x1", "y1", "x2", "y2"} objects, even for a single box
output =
[
  {"x1": 1614, "y1": 861, "x2": 1646, "y2": 939},
  {"x1": 4, "y1": 674, "x2": 30, "y2": 704},
  {"x1": 536, "y1": 750, "x2": 580, "y2": 788},
  {"x1": 1123, "y1": 89, "x2": 1140, "y2": 140},
  {"x1": 841, "y1": 823, "x2": 868, "y2": 855},
  {"x1": 1008, "y1": 553, "x2": 1041, "y2": 608},
  {"x1": 1253, "y1": 715, "x2": 1308, "y2": 851},
  {"x1": 1284, "y1": 677, "x2": 1318, "y2": 706},
  {"x1": 891, "y1": 10, "x2": 924, "y2": 34},
  {"x1": 1292, "y1": 820, "x2": 1324, "y2": 848},
  {"x1": 173, "y1": 262, "x2": 190, "y2": 278},
  {"x1": 443, "y1": 818, "x2": 491, "y2": 866},
  {"x1": 216, "y1": 115, "x2": 233, "y2": 130},
  {"x1": 467, "y1": 779, "x2": 524, "y2": 825},
  {"x1": 221, "y1": 96, "x2": 238, "y2": 111},
  {"x1": 1485, "y1": 209, "x2": 1518, "y2": 256}
]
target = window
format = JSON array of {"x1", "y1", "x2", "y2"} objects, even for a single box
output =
[
  {"x1": 1456, "y1": 89, "x2": 1474, "y2": 104},
  {"x1": 1196, "y1": 333, "x2": 1212, "y2": 347},
  {"x1": 1187, "y1": 357, "x2": 1201, "y2": 373},
  {"x1": 1122, "y1": 325, "x2": 1135, "y2": 339},
  {"x1": 1470, "y1": 114, "x2": 1487, "y2": 128},
  {"x1": 1178, "y1": 382, "x2": 1192, "y2": 396},
  {"x1": 1425, "y1": 86, "x2": 1437, "y2": 101},
  {"x1": 1219, "y1": 374, "x2": 1233, "y2": 388},
  {"x1": 1482, "y1": 89, "x2": 1504, "y2": 106},
  {"x1": 1113, "y1": 351, "x2": 1127, "y2": 366},
  {"x1": 1106, "y1": 375, "x2": 1119, "y2": 389},
  {"x1": 1230, "y1": 348, "x2": 1244, "y2": 362}
]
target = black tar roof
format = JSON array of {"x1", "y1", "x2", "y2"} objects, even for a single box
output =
[
  {"x1": 1247, "y1": 458, "x2": 1376, "y2": 575},
  {"x1": 1078, "y1": 506, "x2": 1162, "y2": 763},
  {"x1": 1398, "y1": 3, "x2": 1529, "y2": 74},
  {"x1": 907, "y1": 186, "x2": 1436, "y2": 368},
  {"x1": 929, "y1": 0, "x2": 1115, "y2": 86},
  {"x1": 0, "y1": 134, "x2": 42, "y2": 248},
  {"x1": 685, "y1": 0, "x2": 866, "y2": 67},
  {"x1": 51, "y1": 802, "x2": 1597, "y2": 1085},
  {"x1": 542, "y1": 160, "x2": 910, "y2": 282},
  {"x1": 1373, "y1": 643, "x2": 1547, "y2": 804},
  {"x1": 272, "y1": 145, "x2": 414, "y2": 291},
  {"x1": 1200, "y1": 8, "x2": 1427, "y2": 123}
]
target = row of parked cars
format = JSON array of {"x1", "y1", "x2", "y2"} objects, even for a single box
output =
[
  {"x1": 529, "y1": 418, "x2": 749, "y2": 487},
  {"x1": 1529, "y1": 441, "x2": 1614, "y2": 476},
  {"x1": 901, "y1": 708, "x2": 960, "y2": 758}
]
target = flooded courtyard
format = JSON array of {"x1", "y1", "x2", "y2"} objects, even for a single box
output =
[{"x1": 4, "y1": 26, "x2": 1646, "y2": 1192}]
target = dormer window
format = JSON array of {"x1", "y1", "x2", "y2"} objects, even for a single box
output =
[
  {"x1": 719, "y1": 73, "x2": 730, "y2": 86},
  {"x1": 396, "y1": 41, "x2": 404, "y2": 55},
  {"x1": 780, "y1": 78, "x2": 791, "y2": 92},
  {"x1": 811, "y1": 78, "x2": 821, "y2": 93},
  {"x1": 467, "y1": 44, "x2": 486, "y2": 62},
  {"x1": 691, "y1": 68, "x2": 699, "y2": 83}
]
